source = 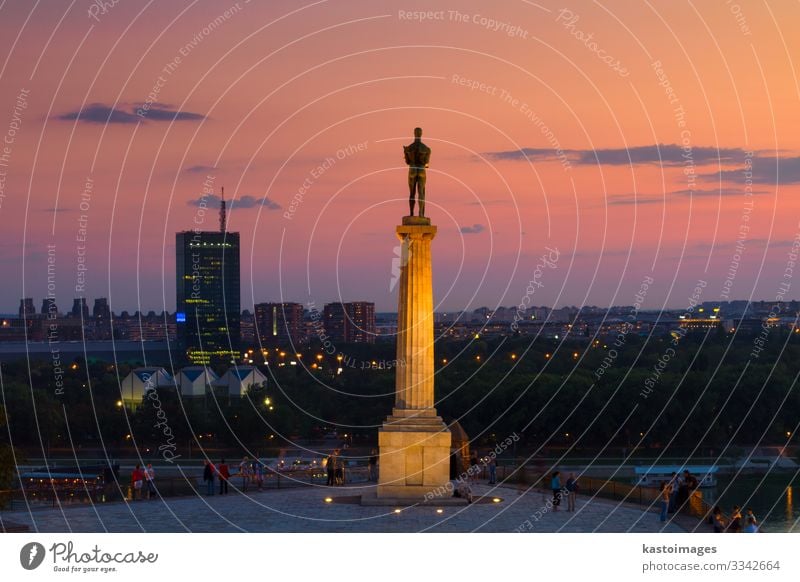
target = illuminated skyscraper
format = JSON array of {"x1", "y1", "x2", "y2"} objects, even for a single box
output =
[
  {"x1": 323, "y1": 301, "x2": 376, "y2": 344},
  {"x1": 254, "y1": 302, "x2": 305, "y2": 347},
  {"x1": 176, "y1": 189, "x2": 240, "y2": 364}
]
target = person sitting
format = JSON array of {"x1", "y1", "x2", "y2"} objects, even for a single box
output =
[{"x1": 453, "y1": 480, "x2": 473, "y2": 503}]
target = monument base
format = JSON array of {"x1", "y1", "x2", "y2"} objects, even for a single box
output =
[{"x1": 376, "y1": 415, "x2": 451, "y2": 500}]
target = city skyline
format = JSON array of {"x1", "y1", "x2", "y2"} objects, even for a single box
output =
[{"x1": 1, "y1": 1, "x2": 799, "y2": 314}]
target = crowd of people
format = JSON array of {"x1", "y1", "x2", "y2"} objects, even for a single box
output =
[
  {"x1": 710, "y1": 505, "x2": 761, "y2": 533},
  {"x1": 657, "y1": 470, "x2": 762, "y2": 532}
]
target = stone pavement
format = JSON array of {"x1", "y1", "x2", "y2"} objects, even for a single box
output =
[{"x1": 1, "y1": 484, "x2": 686, "y2": 533}]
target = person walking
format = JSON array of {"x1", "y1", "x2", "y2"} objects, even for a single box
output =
[
  {"x1": 131, "y1": 464, "x2": 144, "y2": 501},
  {"x1": 565, "y1": 473, "x2": 579, "y2": 512},
  {"x1": 659, "y1": 481, "x2": 672, "y2": 522},
  {"x1": 487, "y1": 453, "x2": 497, "y2": 485},
  {"x1": 145, "y1": 463, "x2": 156, "y2": 499},
  {"x1": 551, "y1": 471, "x2": 562, "y2": 511},
  {"x1": 203, "y1": 460, "x2": 215, "y2": 496},
  {"x1": 218, "y1": 459, "x2": 230, "y2": 495}
]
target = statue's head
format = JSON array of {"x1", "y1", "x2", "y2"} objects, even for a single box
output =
[{"x1": 414, "y1": 127, "x2": 422, "y2": 138}]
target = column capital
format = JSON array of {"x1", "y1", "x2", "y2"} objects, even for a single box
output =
[{"x1": 396, "y1": 223, "x2": 437, "y2": 241}]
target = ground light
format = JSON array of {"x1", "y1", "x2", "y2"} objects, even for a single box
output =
[
  {"x1": 324, "y1": 497, "x2": 332, "y2": 503},
  {"x1": 492, "y1": 497, "x2": 501, "y2": 503},
  {"x1": 436, "y1": 508, "x2": 443, "y2": 514},
  {"x1": 394, "y1": 508, "x2": 402, "y2": 514}
]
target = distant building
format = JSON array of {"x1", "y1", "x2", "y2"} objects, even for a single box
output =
[
  {"x1": 70, "y1": 298, "x2": 89, "y2": 319},
  {"x1": 119, "y1": 367, "x2": 174, "y2": 408},
  {"x1": 92, "y1": 298, "x2": 112, "y2": 340},
  {"x1": 213, "y1": 365, "x2": 267, "y2": 398},
  {"x1": 255, "y1": 302, "x2": 305, "y2": 347},
  {"x1": 176, "y1": 366, "x2": 218, "y2": 398},
  {"x1": 323, "y1": 301, "x2": 376, "y2": 344},
  {"x1": 323, "y1": 302, "x2": 348, "y2": 344},
  {"x1": 41, "y1": 298, "x2": 57, "y2": 316},
  {"x1": 347, "y1": 301, "x2": 375, "y2": 343},
  {"x1": 18, "y1": 298, "x2": 35, "y2": 319},
  {"x1": 240, "y1": 309, "x2": 255, "y2": 344},
  {"x1": 679, "y1": 317, "x2": 722, "y2": 332},
  {"x1": 175, "y1": 189, "x2": 240, "y2": 364},
  {"x1": 93, "y1": 298, "x2": 110, "y2": 319}
]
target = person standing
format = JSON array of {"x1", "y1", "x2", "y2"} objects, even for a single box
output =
[
  {"x1": 334, "y1": 453, "x2": 344, "y2": 486},
  {"x1": 551, "y1": 471, "x2": 562, "y2": 511},
  {"x1": 203, "y1": 460, "x2": 215, "y2": 496},
  {"x1": 659, "y1": 481, "x2": 672, "y2": 522},
  {"x1": 487, "y1": 453, "x2": 497, "y2": 485},
  {"x1": 239, "y1": 456, "x2": 250, "y2": 493},
  {"x1": 565, "y1": 473, "x2": 579, "y2": 511},
  {"x1": 368, "y1": 449, "x2": 378, "y2": 482},
  {"x1": 131, "y1": 464, "x2": 144, "y2": 501},
  {"x1": 744, "y1": 517, "x2": 759, "y2": 533},
  {"x1": 252, "y1": 458, "x2": 263, "y2": 490},
  {"x1": 218, "y1": 459, "x2": 230, "y2": 495},
  {"x1": 326, "y1": 452, "x2": 336, "y2": 486},
  {"x1": 145, "y1": 463, "x2": 156, "y2": 499},
  {"x1": 469, "y1": 452, "x2": 479, "y2": 483},
  {"x1": 667, "y1": 472, "x2": 679, "y2": 513},
  {"x1": 727, "y1": 506, "x2": 742, "y2": 532}
]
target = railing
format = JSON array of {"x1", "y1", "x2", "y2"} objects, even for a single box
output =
[
  {"x1": 2, "y1": 467, "x2": 371, "y2": 511},
  {"x1": 490, "y1": 465, "x2": 712, "y2": 521}
]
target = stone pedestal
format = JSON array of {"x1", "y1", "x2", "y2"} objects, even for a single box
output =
[{"x1": 376, "y1": 216, "x2": 451, "y2": 500}]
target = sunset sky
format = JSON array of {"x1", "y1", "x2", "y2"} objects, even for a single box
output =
[{"x1": 1, "y1": 0, "x2": 799, "y2": 313}]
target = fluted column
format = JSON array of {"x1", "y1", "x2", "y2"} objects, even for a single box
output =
[{"x1": 394, "y1": 222, "x2": 436, "y2": 416}]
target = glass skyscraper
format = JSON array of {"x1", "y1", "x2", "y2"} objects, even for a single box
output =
[{"x1": 176, "y1": 228, "x2": 241, "y2": 364}]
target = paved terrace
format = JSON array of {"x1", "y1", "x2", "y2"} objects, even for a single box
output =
[{"x1": 1, "y1": 484, "x2": 685, "y2": 533}]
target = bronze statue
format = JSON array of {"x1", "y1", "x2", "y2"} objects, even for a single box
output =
[{"x1": 403, "y1": 127, "x2": 431, "y2": 217}]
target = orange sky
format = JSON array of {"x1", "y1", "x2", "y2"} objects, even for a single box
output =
[{"x1": 1, "y1": 0, "x2": 799, "y2": 313}]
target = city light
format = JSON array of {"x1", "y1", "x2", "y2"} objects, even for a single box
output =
[{"x1": 116, "y1": 400, "x2": 123, "y2": 408}]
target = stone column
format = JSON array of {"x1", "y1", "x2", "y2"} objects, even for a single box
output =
[{"x1": 376, "y1": 216, "x2": 451, "y2": 500}]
